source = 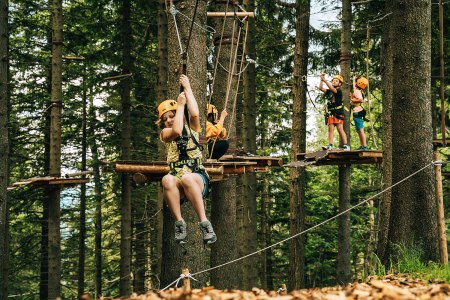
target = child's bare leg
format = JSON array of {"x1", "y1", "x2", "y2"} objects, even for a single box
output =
[
  {"x1": 180, "y1": 173, "x2": 208, "y2": 222},
  {"x1": 161, "y1": 174, "x2": 184, "y2": 221},
  {"x1": 336, "y1": 123, "x2": 348, "y2": 145},
  {"x1": 328, "y1": 124, "x2": 335, "y2": 145},
  {"x1": 357, "y1": 128, "x2": 367, "y2": 146}
]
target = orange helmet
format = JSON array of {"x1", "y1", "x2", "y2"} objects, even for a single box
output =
[
  {"x1": 356, "y1": 76, "x2": 368, "y2": 89},
  {"x1": 207, "y1": 104, "x2": 218, "y2": 116},
  {"x1": 157, "y1": 99, "x2": 177, "y2": 119},
  {"x1": 332, "y1": 75, "x2": 344, "y2": 83}
]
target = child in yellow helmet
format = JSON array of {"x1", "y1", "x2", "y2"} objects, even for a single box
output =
[
  {"x1": 157, "y1": 74, "x2": 216, "y2": 245},
  {"x1": 319, "y1": 73, "x2": 350, "y2": 150},
  {"x1": 206, "y1": 104, "x2": 229, "y2": 159},
  {"x1": 351, "y1": 75, "x2": 369, "y2": 150}
]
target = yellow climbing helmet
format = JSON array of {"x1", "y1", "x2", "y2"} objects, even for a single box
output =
[
  {"x1": 157, "y1": 99, "x2": 177, "y2": 119},
  {"x1": 356, "y1": 76, "x2": 369, "y2": 89},
  {"x1": 207, "y1": 104, "x2": 218, "y2": 116},
  {"x1": 332, "y1": 75, "x2": 344, "y2": 83}
]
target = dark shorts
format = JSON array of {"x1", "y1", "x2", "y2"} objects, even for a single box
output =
[{"x1": 198, "y1": 171, "x2": 210, "y2": 198}]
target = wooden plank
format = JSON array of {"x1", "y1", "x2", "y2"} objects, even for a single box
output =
[
  {"x1": 11, "y1": 181, "x2": 33, "y2": 186},
  {"x1": 433, "y1": 139, "x2": 450, "y2": 147},
  {"x1": 207, "y1": 12, "x2": 255, "y2": 18},
  {"x1": 49, "y1": 178, "x2": 90, "y2": 185}
]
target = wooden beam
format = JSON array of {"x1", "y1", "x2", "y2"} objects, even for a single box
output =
[{"x1": 207, "y1": 12, "x2": 255, "y2": 18}]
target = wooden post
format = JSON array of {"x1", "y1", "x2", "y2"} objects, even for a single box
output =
[
  {"x1": 182, "y1": 268, "x2": 191, "y2": 292},
  {"x1": 434, "y1": 150, "x2": 448, "y2": 264}
]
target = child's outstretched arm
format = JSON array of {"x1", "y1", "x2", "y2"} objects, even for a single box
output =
[
  {"x1": 318, "y1": 74, "x2": 327, "y2": 93},
  {"x1": 179, "y1": 75, "x2": 201, "y2": 132}
]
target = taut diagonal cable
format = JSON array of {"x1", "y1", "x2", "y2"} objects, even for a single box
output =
[{"x1": 187, "y1": 161, "x2": 435, "y2": 278}]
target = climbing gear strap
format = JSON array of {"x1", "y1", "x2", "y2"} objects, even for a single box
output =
[{"x1": 169, "y1": 157, "x2": 202, "y2": 170}]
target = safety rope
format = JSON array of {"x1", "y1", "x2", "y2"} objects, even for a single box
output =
[
  {"x1": 226, "y1": 18, "x2": 249, "y2": 140},
  {"x1": 363, "y1": 25, "x2": 378, "y2": 150},
  {"x1": 161, "y1": 272, "x2": 198, "y2": 291},
  {"x1": 206, "y1": 0, "x2": 232, "y2": 160},
  {"x1": 169, "y1": 0, "x2": 204, "y2": 151}
]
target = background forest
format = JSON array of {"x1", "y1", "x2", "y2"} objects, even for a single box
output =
[{"x1": 0, "y1": 0, "x2": 449, "y2": 299}]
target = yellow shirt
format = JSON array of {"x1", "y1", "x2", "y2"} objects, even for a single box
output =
[{"x1": 206, "y1": 121, "x2": 227, "y2": 141}]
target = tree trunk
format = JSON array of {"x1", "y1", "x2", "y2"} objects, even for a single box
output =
[
  {"x1": 289, "y1": 0, "x2": 310, "y2": 290},
  {"x1": 48, "y1": 0, "x2": 63, "y2": 296},
  {"x1": 78, "y1": 66, "x2": 88, "y2": 299},
  {"x1": 156, "y1": 0, "x2": 168, "y2": 285},
  {"x1": 240, "y1": 0, "x2": 258, "y2": 290},
  {"x1": 89, "y1": 89, "x2": 104, "y2": 299},
  {"x1": 388, "y1": 0, "x2": 438, "y2": 262},
  {"x1": 119, "y1": 0, "x2": 133, "y2": 295},
  {"x1": 209, "y1": 0, "x2": 239, "y2": 289},
  {"x1": 0, "y1": 0, "x2": 9, "y2": 295},
  {"x1": 133, "y1": 209, "x2": 146, "y2": 294},
  {"x1": 376, "y1": 0, "x2": 393, "y2": 265},
  {"x1": 337, "y1": 0, "x2": 351, "y2": 285},
  {"x1": 41, "y1": 21, "x2": 53, "y2": 299},
  {"x1": 259, "y1": 177, "x2": 269, "y2": 290},
  {"x1": 160, "y1": 0, "x2": 209, "y2": 288}
]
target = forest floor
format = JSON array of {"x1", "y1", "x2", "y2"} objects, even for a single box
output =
[{"x1": 120, "y1": 274, "x2": 450, "y2": 300}]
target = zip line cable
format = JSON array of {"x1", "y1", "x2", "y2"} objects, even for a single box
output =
[{"x1": 160, "y1": 160, "x2": 437, "y2": 290}]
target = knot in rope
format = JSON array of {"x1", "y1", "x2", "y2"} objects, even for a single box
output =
[
  {"x1": 434, "y1": 160, "x2": 444, "y2": 166},
  {"x1": 169, "y1": 4, "x2": 178, "y2": 16},
  {"x1": 246, "y1": 55, "x2": 256, "y2": 64},
  {"x1": 161, "y1": 272, "x2": 198, "y2": 291}
]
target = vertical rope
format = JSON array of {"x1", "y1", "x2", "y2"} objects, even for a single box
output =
[
  {"x1": 227, "y1": 18, "x2": 249, "y2": 140},
  {"x1": 365, "y1": 25, "x2": 378, "y2": 149}
]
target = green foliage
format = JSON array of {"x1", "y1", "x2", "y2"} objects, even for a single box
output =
[{"x1": 371, "y1": 244, "x2": 450, "y2": 283}]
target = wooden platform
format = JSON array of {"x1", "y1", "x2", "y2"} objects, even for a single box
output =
[
  {"x1": 113, "y1": 156, "x2": 282, "y2": 182},
  {"x1": 290, "y1": 149, "x2": 383, "y2": 167},
  {"x1": 8, "y1": 176, "x2": 90, "y2": 191}
]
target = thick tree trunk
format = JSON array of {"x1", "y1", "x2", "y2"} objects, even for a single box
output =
[
  {"x1": 156, "y1": 0, "x2": 168, "y2": 285},
  {"x1": 337, "y1": 0, "x2": 351, "y2": 285},
  {"x1": 289, "y1": 0, "x2": 310, "y2": 290},
  {"x1": 133, "y1": 210, "x2": 146, "y2": 294},
  {"x1": 160, "y1": 0, "x2": 209, "y2": 288},
  {"x1": 78, "y1": 67, "x2": 88, "y2": 299},
  {"x1": 48, "y1": 0, "x2": 63, "y2": 296},
  {"x1": 209, "y1": 0, "x2": 238, "y2": 289},
  {"x1": 376, "y1": 1, "x2": 393, "y2": 265},
  {"x1": 0, "y1": 0, "x2": 9, "y2": 296},
  {"x1": 240, "y1": 0, "x2": 258, "y2": 290},
  {"x1": 89, "y1": 91, "x2": 104, "y2": 299},
  {"x1": 388, "y1": 0, "x2": 438, "y2": 262},
  {"x1": 119, "y1": 0, "x2": 133, "y2": 295}
]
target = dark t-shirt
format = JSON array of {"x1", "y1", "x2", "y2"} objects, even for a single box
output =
[{"x1": 325, "y1": 88, "x2": 343, "y2": 109}]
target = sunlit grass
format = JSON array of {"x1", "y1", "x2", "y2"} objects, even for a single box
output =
[{"x1": 370, "y1": 244, "x2": 450, "y2": 283}]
